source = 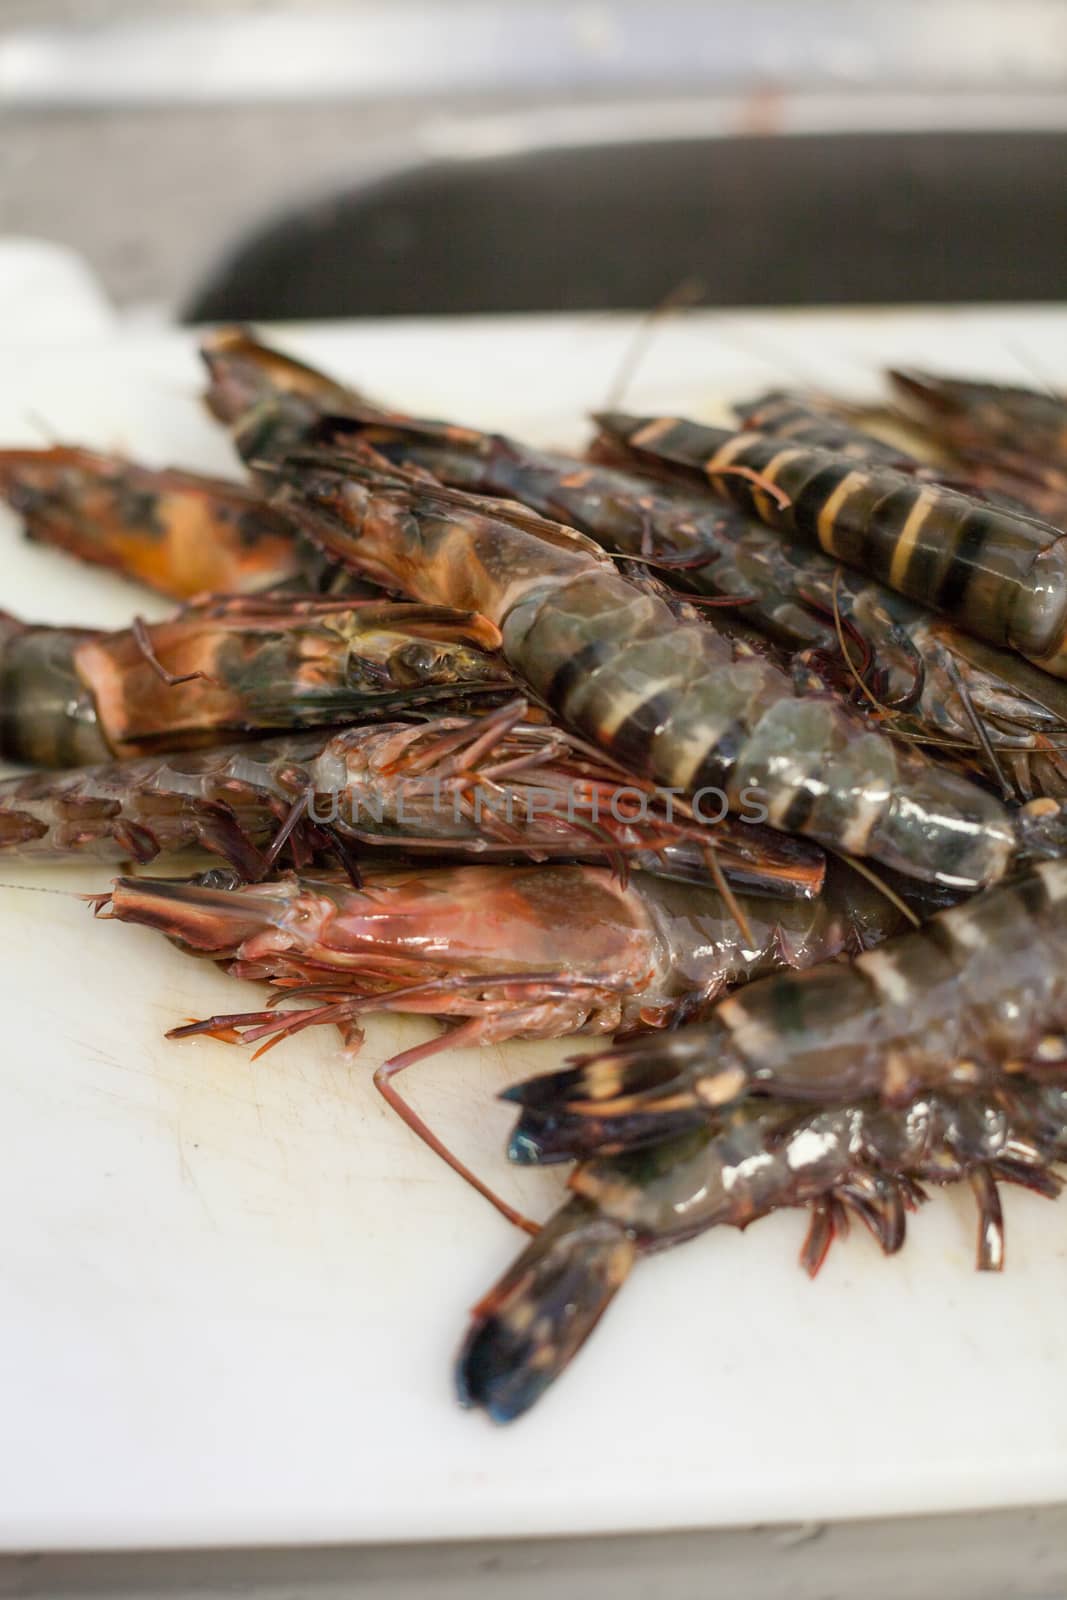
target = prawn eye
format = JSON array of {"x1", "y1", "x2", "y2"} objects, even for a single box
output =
[{"x1": 192, "y1": 867, "x2": 243, "y2": 891}]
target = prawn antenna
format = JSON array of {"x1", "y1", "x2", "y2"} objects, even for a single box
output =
[{"x1": 602, "y1": 276, "x2": 705, "y2": 412}]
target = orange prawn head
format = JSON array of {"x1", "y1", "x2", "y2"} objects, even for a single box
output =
[{"x1": 106, "y1": 863, "x2": 668, "y2": 1045}]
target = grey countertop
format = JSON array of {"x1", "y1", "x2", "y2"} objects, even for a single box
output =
[{"x1": 2, "y1": 1504, "x2": 1067, "y2": 1599}]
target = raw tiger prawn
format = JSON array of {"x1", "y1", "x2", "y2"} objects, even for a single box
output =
[
  {"x1": 195, "y1": 330, "x2": 1067, "y2": 806},
  {"x1": 202, "y1": 324, "x2": 374, "y2": 430},
  {"x1": 272, "y1": 446, "x2": 1014, "y2": 890},
  {"x1": 98, "y1": 855, "x2": 901, "y2": 1227},
  {"x1": 201, "y1": 324, "x2": 393, "y2": 488},
  {"x1": 732, "y1": 388, "x2": 922, "y2": 465},
  {"x1": 714, "y1": 392, "x2": 1067, "y2": 798},
  {"x1": 0, "y1": 597, "x2": 510, "y2": 766},
  {"x1": 504, "y1": 859, "x2": 1067, "y2": 1163},
  {"x1": 318, "y1": 405, "x2": 1067, "y2": 802},
  {"x1": 459, "y1": 1079, "x2": 1067, "y2": 1421},
  {"x1": 889, "y1": 367, "x2": 1067, "y2": 531},
  {"x1": 0, "y1": 446, "x2": 303, "y2": 599},
  {"x1": 595, "y1": 409, "x2": 1067, "y2": 678},
  {"x1": 889, "y1": 368, "x2": 1067, "y2": 471},
  {"x1": 0, "y1": 700, "x2": 827, "y2": 901}
]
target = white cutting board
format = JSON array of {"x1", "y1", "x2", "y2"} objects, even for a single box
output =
[{"x1": 2, "y1": 308, "x2": 1067, "y2": 1551}]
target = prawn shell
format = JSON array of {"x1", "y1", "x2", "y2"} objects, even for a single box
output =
[
  {"x1": 597, "y1": 411, "x2": 1067, "y2": 675},
  {"x1": 72, "y1": 601, "x2": 509, "y2": 757},
  {"x1": 0, "y1": 447, "x2": 301, "y2": 599}
]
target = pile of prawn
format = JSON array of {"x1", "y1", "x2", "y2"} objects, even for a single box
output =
[{"x1": 5, "y1": 327, "x2": 1067, "y2": 1421}]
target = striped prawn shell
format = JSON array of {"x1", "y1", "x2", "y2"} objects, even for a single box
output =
[
  {"x1": 556, "y1": 859, "x2": 1067, "y2": 1129},
  {"x1": 282, "y1": 453, "x2": 1015, "y2": 890},
  {"x1": 356, "y1": 425, "x2": 1067, "y2": 799},
  {"x1": 720, "y1": 856, "x2": 1067, "y2": 1100},
  {"x1": 732, "y1": 388, "x2": 917, "y2": 465},
  {"x1": 461, "y1": 1078, "x2": 1067, "y2": 1420},
  {"x1": 596, "y1": 412, "x2": 1067, "y2": 677},
  {"x1": 570, "y1": 1079, "x2": 1067, "y2": 1246}
]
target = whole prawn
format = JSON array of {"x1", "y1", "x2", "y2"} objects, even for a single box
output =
[
  {"x1": 889, "y1": 368, "x2": 1067, "y2": 530},
  {"x1": 332, "y1": 410, "x2": 1067, "y2": 802},
  {"x1": 732, "y1": 388, "x2": 922, "y2": 465},
  {"x1": 889, "y1": 368, "x2": 1067, "y2": 471},
  {"x1": 459, "y1": 1080, "x2": 1067, "y2": 1421},
  {"x1": 195, "y1": 331, "x2": 1059, "y2": 823},
  {"x1": 595, "y1": 409, "x2": 1067, "y2": 678},
  {"x1": 99, "y1": 856, "x2": 901, "y2": 1227},
  {"x1": 0, "y1": 598, "x2": 509, "y2": 766},
  {"x1": 505, "y1": 858, "x2": 1067, "y2": 1161},
  {"x1": 0, "y1": 447, "x2": 303, "y2": 599},
  {"x1": 273, "y1": 446, "x2": 1014, "y2": 889},
  {"x1": 0, "y1": 700, "x2": 827, "y2": 900}
]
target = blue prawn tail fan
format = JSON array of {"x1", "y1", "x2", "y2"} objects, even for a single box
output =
[
  {"x1": 455, "y1": 1198, "x2": 636, "y2": 1423},
  {"x1": 503, "y1": 1029, "x2": 718, "y2": 1164}
]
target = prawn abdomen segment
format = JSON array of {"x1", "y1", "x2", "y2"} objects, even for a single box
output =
[
  {"x1": 507, "y1": 860, "x2": 1067, "y2": 1161},
  {"x1": 506, "y1": 574, "x2": 1012, "y2": 885},
  {"x1": 701, "y1": 864, "x2": 1067, "y2": 1100},
  {"x1": 598, "y1": 412, "x2": 1067, "y2": 671},
  {"x1": 505, "y1": 572, "x2": 777, "y2": 783},
  {"x1": 0, "y1": 616, "x2": 109, "y2": 766}
]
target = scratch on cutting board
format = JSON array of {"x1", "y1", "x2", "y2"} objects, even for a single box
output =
[
  {"x1": 69, "y1": 1035, "x2": 126, "y2": 1075},
  {"x1": 174, "y1": 1116, "x2": 218, "y2": 1229}
]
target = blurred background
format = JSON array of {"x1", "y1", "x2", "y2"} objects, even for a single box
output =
[{"x1": 1, "y1": 1, "x2": 1066, "y2": 319}]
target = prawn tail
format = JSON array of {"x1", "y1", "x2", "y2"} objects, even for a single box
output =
[
  {"x1": 455, "y1": 1197, "x2": 637, "y2": 1423},
  {"x1": 503, "y1": 1030, "x2": 721, "y2": 1164}
]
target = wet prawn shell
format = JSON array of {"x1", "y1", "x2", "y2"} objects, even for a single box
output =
[
  {"x1": 505, "y1": 572, "x2": 781, "y2": 778},
  {"x1": 296, "y1": 472, "x2": 605, "y2": 628},
  {"x1": 286, "y1": 446, "x2": 1016, "y2": 888},
  {"x1": 510, "y1": 576, "x2": 1013, "y2": 888},
  {"x1": 713, "y1": 859, "x2": 1067, "y2": 1103},
  {"x1": 567, "y1": 1110, "x2": 849, "y2": 1242},
  {"x1": 0, "y1": 620, "x2": 109, "y2": 766},
  {"x1": 889, "y1": 369, "x2": 1067, "y2": 468},
  {"x1": 107, "y1": 865, "x2": 671, "y2": 1035},
  {"x1": 734, "y1": 390, "x2": 918, "y2": 465},
  {"x1": 0, "y1": 446, "x2": 302, "y2": 600},
  {"x1": 607, "y1": 414, "x2": 1067, "y2": 673},
  {"x1": 0, "y1": 735, "x2": 324, "y2": 863},
  {"x1": 368, "y1": 422, "x2": 1067, "y2": 798},
  {"x1": 568, "y1": 1080, "x2": 1067, "y2": 1248},
  {"x1": 715, "y1": 432, "x2": 1067, "y2": 661},
  {"x1": 72, "y1": 610, "x2": 510, "y2": 757}
]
